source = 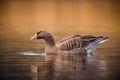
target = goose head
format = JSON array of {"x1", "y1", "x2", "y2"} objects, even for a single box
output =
[
  {"x1": 31, "y1": 30, "x2": 55, "y2": 47},
  {"x1": 31, "y1": 30, "x2": 50, "y2": 40}
]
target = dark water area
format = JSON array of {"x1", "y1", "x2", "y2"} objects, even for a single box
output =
[{"x1": 0, "y1": 33, "x2": 120, "y2": 80}]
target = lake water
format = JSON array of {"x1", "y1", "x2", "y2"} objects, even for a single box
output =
[{"x1": 0, "y1": 33, "x2": 120, "y2": 80}]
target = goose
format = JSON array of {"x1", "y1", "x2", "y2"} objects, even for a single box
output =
[{"x1": 31, "y1": 30, "x2": 108, "y2": 55}]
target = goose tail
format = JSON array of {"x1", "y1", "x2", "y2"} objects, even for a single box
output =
[{"x1": 85, "y1": 36, "x2": 109, "y2": 54}]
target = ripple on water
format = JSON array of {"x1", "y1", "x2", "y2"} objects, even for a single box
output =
[{"x1": 18, "y1": 51, "x2": 46, "y2": 56}]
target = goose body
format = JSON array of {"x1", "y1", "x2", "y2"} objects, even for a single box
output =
[{"x1": 31, "y1": 30, "x2": 108, "y2": 55}]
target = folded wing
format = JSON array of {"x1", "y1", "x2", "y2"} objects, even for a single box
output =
[{"x1": 56, "y1": 35, "x2": 97, "y2": 51}]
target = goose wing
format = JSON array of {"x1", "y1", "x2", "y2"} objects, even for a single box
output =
[
  {"x1": 57, "y1": 35, "x2": 81, "y2": 43},
  {"x1": 56, "y1": 35, "x2": 97, "y2": 51}
]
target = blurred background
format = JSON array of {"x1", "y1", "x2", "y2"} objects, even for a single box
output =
[
  {"x1": 0, "y1": 0, "x2": 120, "y2": 45},
  {"x1": 0, "y1": 0, "x2": 120, "y2": 37}
]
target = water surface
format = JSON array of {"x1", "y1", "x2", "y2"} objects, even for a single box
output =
[{"x1": 0, "y1": 34, "x2": 120, "y2": 80}]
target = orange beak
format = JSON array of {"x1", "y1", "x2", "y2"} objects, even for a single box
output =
[{"x1": 31, "y1": 34, "x2": 37, "y2": 40}]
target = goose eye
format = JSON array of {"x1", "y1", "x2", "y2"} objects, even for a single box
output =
[{"x1": 37, "y1": 32, "x2": 40, "y2": 35}]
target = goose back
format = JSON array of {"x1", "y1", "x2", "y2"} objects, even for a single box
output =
[{"x1": 56, "y1": 35, "x2": 97, "y2": 51}]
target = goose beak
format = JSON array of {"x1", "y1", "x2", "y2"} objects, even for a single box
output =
[{"x1": 31, "y1": 34, "x2": 37, "y2": 40}]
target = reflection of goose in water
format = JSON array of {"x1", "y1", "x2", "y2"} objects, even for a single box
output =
[
  {"x1": 30, "y1": 54, "x2": 105, "y2": 80},
  {"x1": 31, "y1": 64, "x2": 38, "y2": 80},
  {"x1": 31, "y1": 30, "x2": 108, "y2": 55}
]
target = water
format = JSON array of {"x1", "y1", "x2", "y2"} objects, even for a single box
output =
[{"x1": 0, "y1": 34, "x2": 120, "y2": 80}]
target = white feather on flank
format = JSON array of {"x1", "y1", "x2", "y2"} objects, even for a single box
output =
[
  {"x1": 85, "y1": 39, "x2": 109, "y2": 54},
  {"x1": 99, "y1": 39, "x2": 109, "y2": 44}
]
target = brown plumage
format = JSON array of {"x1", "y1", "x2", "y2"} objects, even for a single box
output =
[{"x1": 31, "y1": 30, "x2": 108, "y2": 55}]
